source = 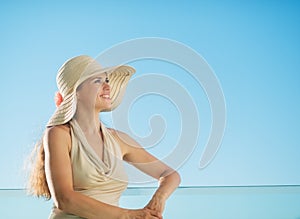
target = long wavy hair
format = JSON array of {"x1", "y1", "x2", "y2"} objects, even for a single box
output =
[{"x1": 27, "y1": 136, "x2": 51, "y2": 200}]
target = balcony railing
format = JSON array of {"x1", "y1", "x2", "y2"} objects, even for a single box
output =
[{"x1": 1, "y1": 185, "x2": 299, "y2": 218}]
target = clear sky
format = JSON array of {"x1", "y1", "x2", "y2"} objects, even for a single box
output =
[{"x1": 0, "y1": 0, "x2": 299, "y2": 188}]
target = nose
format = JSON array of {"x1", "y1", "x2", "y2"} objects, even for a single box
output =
[{"x1": 103, "y1": 81, "x2": 110, "y2": 92}]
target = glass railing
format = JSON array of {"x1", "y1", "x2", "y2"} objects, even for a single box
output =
[{"x1": 1, "y1": 185, "x2": 300, "y2": 218}]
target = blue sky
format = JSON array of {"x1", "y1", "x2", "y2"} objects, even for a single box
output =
[{"x1": 0, "y1": 0, "x2": 299, "y2": 188}]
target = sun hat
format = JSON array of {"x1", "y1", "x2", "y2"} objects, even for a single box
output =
[{"x1": 47, "y1": 55, "x2": 135, "y2": 127}]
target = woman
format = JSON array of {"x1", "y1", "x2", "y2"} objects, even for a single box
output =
[{"x1": 28, "y1": 55, "x2": 181, "y2": 219}]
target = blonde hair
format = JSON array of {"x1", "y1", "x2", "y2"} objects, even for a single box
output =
[{"x1": 27, "y1": 136, "x2": 51, "y2": 200}]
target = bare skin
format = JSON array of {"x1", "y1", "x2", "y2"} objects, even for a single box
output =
[{"x1": 44, "y1": 74, "x2": 181, "y2": 219}]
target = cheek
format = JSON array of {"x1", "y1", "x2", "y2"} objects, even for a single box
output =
[{"x1": 77, "y1": 87, "x2": 99, "y2": 102}]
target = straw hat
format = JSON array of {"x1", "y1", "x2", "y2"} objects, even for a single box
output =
[{"x1": 47, "y1": 55, "x2": 135, "y2": 127}]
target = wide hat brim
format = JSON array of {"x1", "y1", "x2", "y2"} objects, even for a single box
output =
[{"x1": 47, "y1": 65, "x2": 135, "y2": 127}]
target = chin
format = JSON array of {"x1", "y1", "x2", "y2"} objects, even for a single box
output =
[{"x1": 99, "y1": 104, "x2": 112, "y2": 112}]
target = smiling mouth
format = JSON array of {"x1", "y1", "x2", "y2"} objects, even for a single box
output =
[{"x1": 100, "y1": 94, "x2": 111, "y2": 100}]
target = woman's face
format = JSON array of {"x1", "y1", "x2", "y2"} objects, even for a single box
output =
[{"x1": 76, "y1": 73, "x2": 111, "y2": 112}]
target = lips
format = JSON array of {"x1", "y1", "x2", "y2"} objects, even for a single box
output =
[{"x1": 99, "y1": 94, "x2": 111, "y2": 100}]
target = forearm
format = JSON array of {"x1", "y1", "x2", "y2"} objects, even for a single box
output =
[
  {"x1": 153, "y1": 170, "x2": 181, "y2": 201},
  {"x1": 144, "y1": 170, "x2": 180, "y2": 214},
  {"x1": 57, "y1": 191, "x2": 125, "y2": 219}
]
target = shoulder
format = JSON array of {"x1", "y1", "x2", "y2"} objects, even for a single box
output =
[
  {"x1": 46, "y1": 123, "x2": 71, "y2": 138},
  {"x1": 44, "y1": 124, "x2": 71, "y2": 151},
  {"x1": 107, "y1": 128, "x2": 143, "y2": 158},
  {"x1": 108, "y1": 128, "x2": 140, "y2": 148}
]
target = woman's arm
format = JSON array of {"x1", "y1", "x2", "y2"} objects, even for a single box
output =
[{"x1": 112, "y1": 130, "x2": 181, "y2": 214}]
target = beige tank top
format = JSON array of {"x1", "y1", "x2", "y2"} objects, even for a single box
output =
[{"x1": 49, "y1": 119, "x2": 128, "y2": 219}]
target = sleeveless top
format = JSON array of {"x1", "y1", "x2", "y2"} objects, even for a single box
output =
[{"x1": 49, "y1": 119, "x2": 128, "y2": 219}]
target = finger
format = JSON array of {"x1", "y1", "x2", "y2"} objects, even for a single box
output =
[
  {"x1": 148, "y1": 209, "x2": 162, "y2": 218},
  {"x1": 149, "y1": 215, "x2": 162, "y2": 219},
  {"x1": 146, "y1": 206, "x2": 163, "y2": 216}
]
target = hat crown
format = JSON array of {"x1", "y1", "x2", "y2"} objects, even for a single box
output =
[{"x1": 56, "y1": 55, "x2": 102, "y2": 96}]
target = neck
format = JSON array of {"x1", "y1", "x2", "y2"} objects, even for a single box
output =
[{"x1": 74, "y1": 104, "x2": 101, "y2": 134}]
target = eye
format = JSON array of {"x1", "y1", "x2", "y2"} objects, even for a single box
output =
[{"x1": 94, "y1": 78, "x2": 103, "y2": 83}]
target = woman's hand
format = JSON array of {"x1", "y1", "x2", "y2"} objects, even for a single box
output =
[
  {"x1": 122, "y1": 208, "x2": 163, "y2": 219},
  {"x1": 144, "y1": 194, "x2": 166, "y2": 216}
]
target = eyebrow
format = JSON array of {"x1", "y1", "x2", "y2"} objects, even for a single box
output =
[{"x1": 92, "y1": 76, "x2": 104, "y2": 80}]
